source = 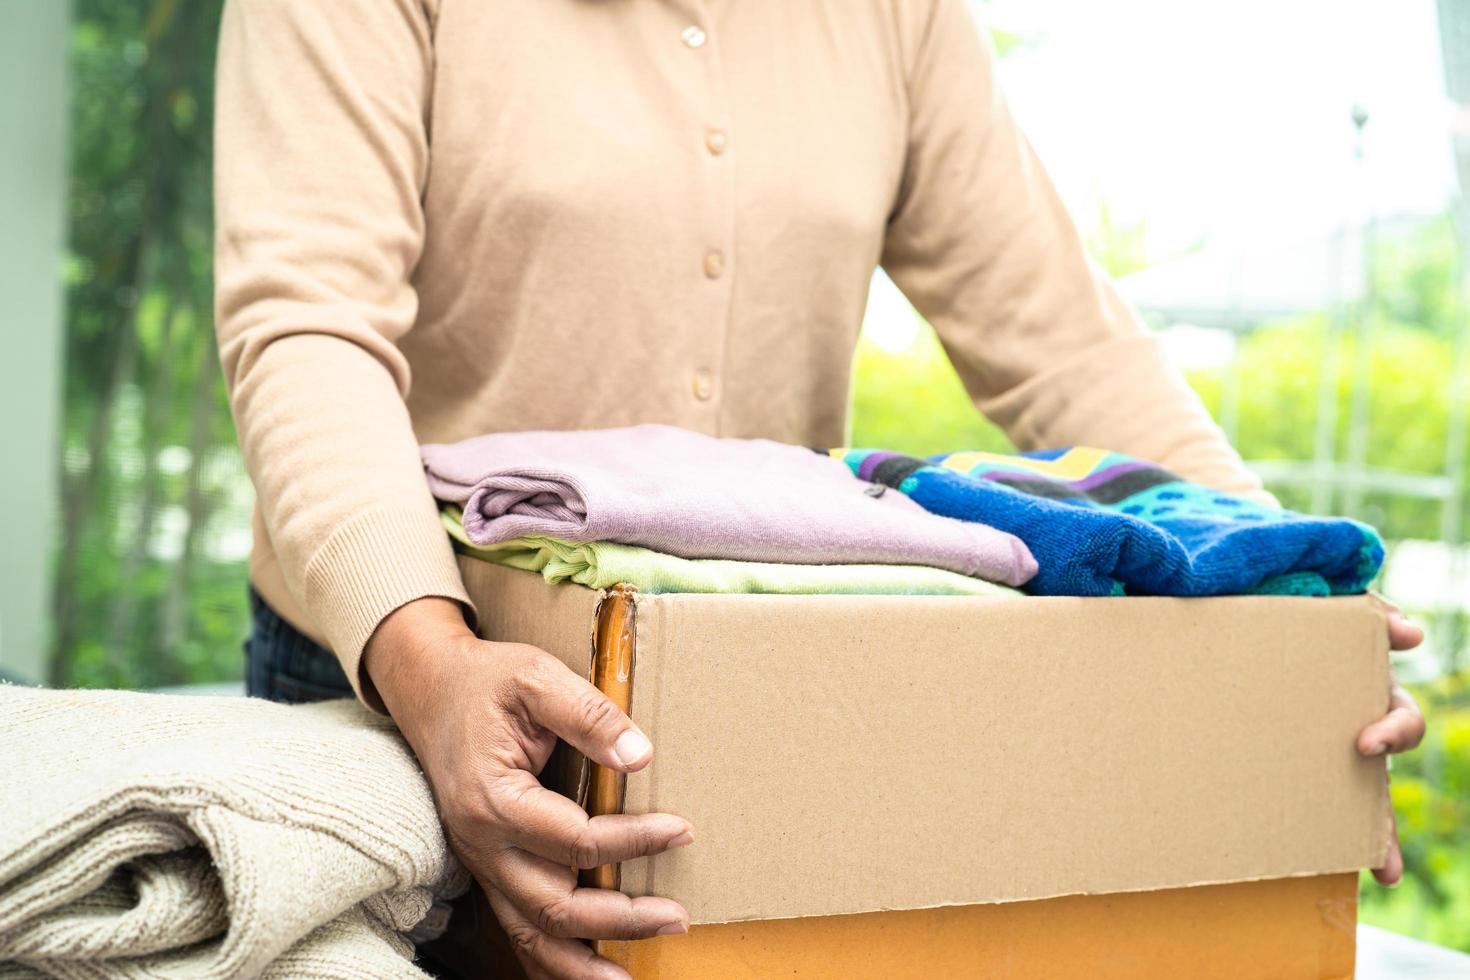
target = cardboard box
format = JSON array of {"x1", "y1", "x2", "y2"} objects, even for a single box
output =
[
  {"x1": 600, "y1": 874, "x2": 1360, "y2": 980},
  {"x1": 459, "y1": 557, "x2": 1392, "y2": 976}
]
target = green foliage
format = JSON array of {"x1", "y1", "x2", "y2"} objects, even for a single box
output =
[
  {"x1": 1359, "y1": 675, "x2": 1470, "y2": 952},
  {"x1": 56, "y1": 0, "x2": 241, "y2": 689},
  {"x1": 1186, "y1": 318, "x2": 1469, "y2": 543},
  {"x1": 989, "y1": 27, "x2": 1027, "y2": 59},
  {"x1": 1375, "y1": 213, "x2": 1463, "y2": 339},
  {"x1": 1085, "y1": 200, "x2": 1154, "y2": 278},
  {"x1": 850, "y1": 316, "x2": 1013, "y2": 456}
]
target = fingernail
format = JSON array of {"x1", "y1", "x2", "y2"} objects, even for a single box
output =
[
  {"x1": 1366, "y1": 742, "x2": 1389, "y2": 756},
  {"x1": 614, "y1": 730, "x2": 652, "y2": 767},
  {"x1": 668, "y1": 831, "x2": 695, "y2": 849},
  {"x1": 656, "y1": 921, "x2": 688, "y2": 936}
]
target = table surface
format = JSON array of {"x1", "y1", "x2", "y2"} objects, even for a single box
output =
[{"x1": 1358, "y1": 925, "x2": 1470, "y2": 978}]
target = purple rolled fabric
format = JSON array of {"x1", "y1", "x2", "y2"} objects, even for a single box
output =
[{"x1": 421, "y1": 424, "x2": 1037, "y2": 587}]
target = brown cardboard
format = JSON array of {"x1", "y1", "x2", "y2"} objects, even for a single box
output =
[
  {"x1": 459, "y1": 558, "x2": 1392, "y2": 927},
  {"x1": 599, "y1": 873, "x2": 1359, "y2": 980},
  {"x1": 460, "y1": 556, "x2": 603, "y2": 675},
  {"x1": 423, "y1": 873, "x2": 1359, "y2": 980}
]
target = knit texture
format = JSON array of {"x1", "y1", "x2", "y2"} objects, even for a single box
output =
[
  {"x1": 0, "y1": 685, "x2": 467, "y2": 978},
  {"x1": 833, "y1": 447, "x2": 1384, "y2": 597},
  {"x1": 423, "y1": 425, "x2": 1038, "y2": 587},
  {"x1": 440, "y1": 508, "x2": 1022, "y2": 598}
]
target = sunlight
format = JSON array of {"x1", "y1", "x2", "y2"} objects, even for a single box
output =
[{"x1": 860, "y1": 270, "x2": 922, "y2": 354}]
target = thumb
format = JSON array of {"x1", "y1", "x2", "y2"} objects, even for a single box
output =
[{"x1": 520, "y1": 659, "x2": 652, "y2": 773}]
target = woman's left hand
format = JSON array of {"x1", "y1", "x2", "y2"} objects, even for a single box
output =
[{"x1": 1356, "y1": 607, "x2": 1427, "y2": 886}]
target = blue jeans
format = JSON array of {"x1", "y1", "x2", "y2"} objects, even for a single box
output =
[{"x1": 244, "y1": 589, "x2": 355, "y2": 703}]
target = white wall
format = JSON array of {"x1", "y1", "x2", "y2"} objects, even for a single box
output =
[{"x1": 0, "y1": 0, "x2": 71, "y2": 682}]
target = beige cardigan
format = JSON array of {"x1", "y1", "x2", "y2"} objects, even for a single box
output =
[{"x1": 214, "y1": 0, "x2": 1262, "y2": 698}]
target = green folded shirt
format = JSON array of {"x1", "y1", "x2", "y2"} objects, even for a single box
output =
[{"x1": 441, "y1": 508, "x2": 1019, "y2": 597}]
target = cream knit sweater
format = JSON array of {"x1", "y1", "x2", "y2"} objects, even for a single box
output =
[
  {"x1": 215, "y1": 0, "x2": 1266, "y2": 699},
  {"x1": 0, "y1": 686, "x2": 467, "y2": 978}
]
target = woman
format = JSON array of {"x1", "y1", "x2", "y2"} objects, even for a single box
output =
[{"x1": 214, "y1": 1, "x2": 1425, "y2": 977}]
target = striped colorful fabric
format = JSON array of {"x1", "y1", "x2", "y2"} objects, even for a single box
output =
[{"x1": 830, "y1": 447, "x2": 1384, "y2": 597}]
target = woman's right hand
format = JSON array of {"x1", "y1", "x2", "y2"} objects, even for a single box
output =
[{"x1": 363, "y1": 597, "x2": 693, "y2": 980}]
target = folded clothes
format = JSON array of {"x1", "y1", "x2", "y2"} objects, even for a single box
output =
[
  {"x1": 422, "y1": 425, "x2": 1037, "y2": 587},
  {"x1": 0, "y1": 685, "x2": 466, "y2": 979},
  {"x1": 831, "y1": 446, "x2": 1384, "y2": 597},
  {"x1": 441, "y1": 508, "x2": 1021, "y2": 597}
]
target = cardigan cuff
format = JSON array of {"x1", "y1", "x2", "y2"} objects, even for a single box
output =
[{"x1": 301, "y1": 505, "x2": 477, "y2": 710}]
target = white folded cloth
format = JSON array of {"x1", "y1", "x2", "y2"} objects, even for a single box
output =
[{"x1": 0, "y1": 685, "x2": 467, "y2": 978}]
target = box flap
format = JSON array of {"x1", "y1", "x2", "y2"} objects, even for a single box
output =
[
  {"x1": 459, "y1": 558, "x2": 604, "y2": 673},
  {"x1": 617, "y1": 592, "x2": 1390, "y2": 924},
  {"x1": 599, "y1": 874, "x2": 1360, "y2": 979}
]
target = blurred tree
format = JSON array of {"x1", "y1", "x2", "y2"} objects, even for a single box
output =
[
  {"x1": 1375, "y1": 214, "x2": 1462, "y2": 338},
  {"x1": 1084, "y1": 200, "x2": 1153, "y2": 279},
  {"x1": 1359, "y1": 676, "x2": 1470, "y2": 951},
  {"x1": 1187, "y1": 318, "x2": 1467, "y2": 541},
  {"x1": 850, "y1": 318, "x2": 1014, "y2": 457},
  {"x1": 54, "y1": 0, "x2": 237, "y2": 689}
]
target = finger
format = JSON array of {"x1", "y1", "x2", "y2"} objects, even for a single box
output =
[
  {"x1": 483, "y1": 768, "x2": 693, "y2": 867},
  {"x1": 518, "y1": 658, "x2": 654, "y2": 772},
  {"x1": 1386, "y1": 611, "x2": 1424, "y2": 652},
  {"x1": 1358, "y1": 687, "x2": 1426, "y2": 756},
  {"x1": 1372, "y1": 809, "x2": 1403, "y2": 886},
  {"x1": 487, "y1": 886, "x2": 632, "y2": 980},
  {"x1": 494, "y1": 845, "x2": 689, "y2": 941}
]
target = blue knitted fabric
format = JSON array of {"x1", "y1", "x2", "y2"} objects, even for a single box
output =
[{"x1": 832, "y1": 447, "x2": 1384, "y2": 597}]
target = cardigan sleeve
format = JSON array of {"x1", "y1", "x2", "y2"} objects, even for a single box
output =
[
  {"x1": 215, "y1": 0, "x2": 473, "y2": 704},
  {"x1": 881, "y1": 0, "x2": 1271, "y2": 502}
]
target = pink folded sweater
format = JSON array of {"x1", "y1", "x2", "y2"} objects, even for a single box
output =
[{"x1": 421, "y1": 425, "x2": 1037, "y2": 587}]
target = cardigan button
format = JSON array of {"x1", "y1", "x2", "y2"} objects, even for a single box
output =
[
  {"x1": 702, "y1": 250, "x2": 725, "y2": 279},
  {"x1": 692, "y1": 369, "x2": 715, "y2": 401}
]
